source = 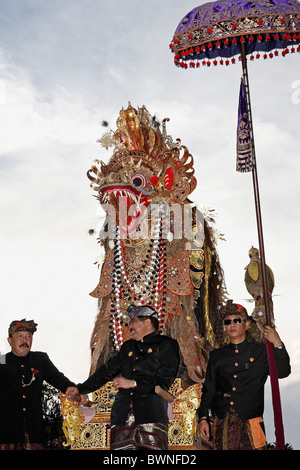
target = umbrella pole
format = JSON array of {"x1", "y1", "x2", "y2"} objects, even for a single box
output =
[
  {"x1": 240, "y1": 42, "x2": 285, "y2": 450},
  {"x1": 240, "y1": 43, "x2": 271, "y2": 327}
]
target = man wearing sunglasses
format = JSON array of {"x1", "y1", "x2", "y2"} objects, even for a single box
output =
[{"x1": 197, "y1": 300, "x2": 290, "y2": 450}]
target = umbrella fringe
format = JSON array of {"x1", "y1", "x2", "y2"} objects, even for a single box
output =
[{"x1": 173, "y1": 43, "x2": 300, "y2": 68}]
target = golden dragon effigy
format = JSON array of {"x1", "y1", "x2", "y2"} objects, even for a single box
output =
[{"x1": 87, "y1": 102, "x2": 226, "y2": 384}]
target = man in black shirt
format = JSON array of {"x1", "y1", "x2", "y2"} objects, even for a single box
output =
[
  {"x1": 0, "y1": 319, "x2": 75, "y2": 450},
  {"x1": 198, "y1": 300, "x2": 291, "y2": 450},
  {"x1": 66, "y1": 305, "x2": 180, "y2": 450}
]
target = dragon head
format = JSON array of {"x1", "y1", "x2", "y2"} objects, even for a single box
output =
[{"x1": 87, "y1": 103, "x2": 197, "y2": 237}]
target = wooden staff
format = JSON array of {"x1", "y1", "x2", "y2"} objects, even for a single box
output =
[{"x1": 240, "y1": 41, "x2": 285, "y2": 450}]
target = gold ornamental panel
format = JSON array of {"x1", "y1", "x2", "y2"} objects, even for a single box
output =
[{"x1": 61, "y1": 379, "x2": 201, "y2": 450}]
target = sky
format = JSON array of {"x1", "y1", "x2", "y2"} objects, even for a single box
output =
[{"x1": 0, "y1": 0, "x2": 299, "y2": 449}]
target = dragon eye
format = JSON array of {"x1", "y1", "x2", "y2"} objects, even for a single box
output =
[{"x1": 131, "y1": 173, "x2": 147, "y2": 189}]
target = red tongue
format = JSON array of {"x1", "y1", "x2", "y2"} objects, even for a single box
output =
[
  {"x1": 127, "y1": 210, "x2": 140, "y2": 227},
  {"x1": 123, "y1": 195, "x2": 131, "y2": 208},
  {"x1": 104, "y1": 190, "x2": 151, "y2": 235},
  {"x1": 117, "y1": 194, "x2": 139, "y2": 226}
]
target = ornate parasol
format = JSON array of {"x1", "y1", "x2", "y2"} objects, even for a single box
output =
[
  {"x1": 170, "y1": 0, "x2": 300, "y2": 68},
  {"x1": 170, "y1": 0, "x2": 300, "y2": 450}
]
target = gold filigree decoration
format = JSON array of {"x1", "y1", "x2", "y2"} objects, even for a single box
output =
[
  {"x1": 175, "y1": 383, "x2": 202, "y2": 438},
  {"x1": 62, "y1": 380, "x2": 202, "y2": 450},
  {"x1": 87, "y1": 103, "x2": 197, "y2": 201},
  {"x1": 60, "y1": 394, "x2": 84, "y2": 447}
]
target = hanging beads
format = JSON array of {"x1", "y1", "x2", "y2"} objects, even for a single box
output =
[{"x1": 109, "y1": 211, "x2": 167, "y2": 349}]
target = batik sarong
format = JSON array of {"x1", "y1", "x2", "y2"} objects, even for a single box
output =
[
  {"x1": 110, "y1": 417, "x2": 168, "y2": 450},
  {"x1": 212, "y1": 408, "x2": 266, "y2": 450}
]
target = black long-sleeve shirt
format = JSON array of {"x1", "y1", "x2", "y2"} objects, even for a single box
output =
[
  {"x1": 78, "y1": 330, "x2": 180, "y2": 426},
  {"x1": 0, "y1": 351, "x2": 74, "y2": 444},
  {"x1": 198, "y1": 340, "x2": 291, "y2": 421}
]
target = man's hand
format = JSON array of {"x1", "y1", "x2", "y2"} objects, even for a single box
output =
[
  {"x1": 264, "y1": 326, "x2": 282, "y2": 347},
  {"x1": 113, "y1": 376, "x2": 136, "y2": 389},
  {"x1": 199, "y1": 419, "x2": 210, "y2": 441},
  {"x1": 65, "y1": 386, "x2": 80, "y2": 401}
]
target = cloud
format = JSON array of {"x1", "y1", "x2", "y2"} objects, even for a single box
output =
[{"x1": 0, "y1": 53, "x2": 98, "y2": 152}]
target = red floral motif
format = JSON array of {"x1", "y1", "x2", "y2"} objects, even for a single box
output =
[{"x1": 150, "y1": 176, "x2": 159, "y2": 186}]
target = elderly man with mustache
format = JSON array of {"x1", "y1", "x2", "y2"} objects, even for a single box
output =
[{"x1": 0, "y1": 319, "x2": 75, "y2": 450}]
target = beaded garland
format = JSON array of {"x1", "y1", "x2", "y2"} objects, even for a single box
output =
[{"x1": 110, "y1": 213, "x2": 167, "y2": 350}]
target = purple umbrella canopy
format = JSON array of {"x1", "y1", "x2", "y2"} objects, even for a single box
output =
[{"x1": 170, "y1": 0, "x2": 300, "y2": 67}]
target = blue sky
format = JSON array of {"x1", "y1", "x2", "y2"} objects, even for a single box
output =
[{"x1": 0, "y1": 0, "x2": 299, "y2": 448}]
